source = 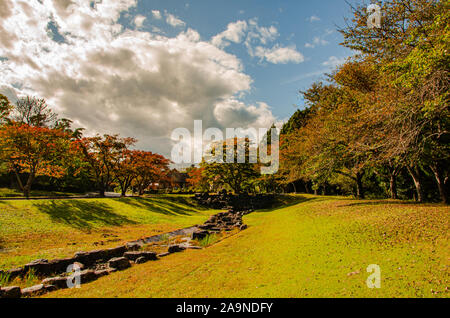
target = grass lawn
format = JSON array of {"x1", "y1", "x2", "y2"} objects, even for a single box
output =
[
  {"x1": 39, "y1": 195, "x2": 448, "y2": 298},
  {"x1": 0, "y1": 187, "x2": 82, "y2": 198},
  {"x1": 0, "y1": 195, "x2": 215, "y2": 271}
]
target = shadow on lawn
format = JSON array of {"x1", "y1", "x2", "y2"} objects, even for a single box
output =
[
  {"x1": 34, "y1": 200, "x2": 137, "y2": 230},
  {"x1": 118, "y1": 197, "x2": 202, "y2": 216},
  {"x1": 255, "y1": 195, "x2": 320, "y2": 213}
]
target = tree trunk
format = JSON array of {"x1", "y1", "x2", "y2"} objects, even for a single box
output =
[
  {"x1": 99, "y1": 188, "x2": 106, "y2": 197},
  {"x1": 430, "y1": 164, "x2": 448, "y2": 204},
  {"x1": 292, "y1": 182, "x2": 297, "y2": 194},
  {"x1": 407, "y1": 166, "x2": 424, "y2": 202},
  {"x1": 389, "y1": 173, "x2": 398, "y2": 199},
  {"x1": 356, "y1": 172, "x2": 365, "y2": 199}
]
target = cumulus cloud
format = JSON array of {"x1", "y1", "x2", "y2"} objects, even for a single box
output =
[
  {"x1": 152, "y1": 10, "x2": 162, "y2": 19},
  {"x1": 214, "y1": 99, "x2": 275, "y2": 129},
  {"x1": 305, "y1": 36, "x2": 329, "y2": 48},
  {"x1": 166, "y1": 12, "x2": 185, "y2": 27},
  {"x1": 305, "y1": 29, "x2": 333, "y2": 48},
  {"x1": 253, "y1": 45, "x2": 304, "y2": 64},
  {"x1": 134, "y1": 15, "x2": 146, "y2": 28},
  {"x1": 211, "y1": 18, "x2": 302, "y2": 65},
  {"x1": 0, "y1": 0, "x2": 277, "y2": 157},
  {"x1": 322, "y1": 56, "x2": 347, "y2": 68},
  {"x1": 211, "y1": 20, "x2": 248, "y2": 48}
]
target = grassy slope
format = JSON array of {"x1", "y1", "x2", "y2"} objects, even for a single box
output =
[
  {"x1": 0, "y1": 195, "x2": 215, "y2": 270},
  {"x1": 45, "y1": 195, "x2": 449, "y2": 298}
]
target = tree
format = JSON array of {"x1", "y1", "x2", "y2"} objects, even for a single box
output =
[
  {"x1": 131, "y1": 151, "x2": 171, "y2": 195},
  {"x1": 0, "y1": 123, "x2": 73, "y2": 198},
  {"x1": 79, "y1": 135, "x2": 136, "y2": 197},
  {"x1": 0, "y1": 94, "x2": 12, "y2": 124},
  {"x1": 186, "y1": 165, "x2": 208, "y2": 192},
  {"x1": 114, "y1": 149, "x2": 138, "y2": 197},
  {"x1": 201, "y1": 137, "x2": 259, "y2": 194},
  {"x1": 340, "y1": 0, "x2": 449, "y2": 203},
  {"x1": 13, "y1": 96, "x2": 58, "y2": 127}
]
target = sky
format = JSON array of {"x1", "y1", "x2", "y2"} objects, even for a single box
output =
[{"x1": 0, "y1": 0, "x2": 358, "y2": 157}]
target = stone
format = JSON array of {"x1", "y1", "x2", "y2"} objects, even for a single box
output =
[
  {"x1": 94, "y1": 269, "x2": 110, "y2": 277},
  {"x1": 168, "y1": 245, "x2": 185, "y2": 253},
  {"x1": 44, "y1": 285, "x2": 57, "y2": 292},
  {"x1": 157, "y1": 252, "x2": 170, "y2": 258},
  {"x1": 125, "y1": 241, "x2": 143, "y2": 251},
  {"x1": 24, "y1": 257, "x2": 79, "y2": 276},
  {"x1": 123, "y1": 251, "x2": 158, "y2": 262},
  {"x1": 107, "y1": 257, "x2": 131, "y2": 270},
  {"x1": 78, "y1": 270, "x2": 97, "y2": 284},
  {"x1": 72, "y1": 247, "x2": 124, "y2": 267},
  {"x1": 192, "y1": 230, "x2": 209, "y2": 240},
  {"x1": 41, "y1": 276, "x2": 68, "y2": 289},
  {"x1": 186, "y1": 246, "x2": 203, "y2": 250},
  {"x1": 21, "y1": 284, "x2": 45, "y2": 297},
  {"x1": 7, "y1": 268, "x2": 24, "y2": 280},
  {"x1": 105, "y1": 246, "x2": 127, "y2": 258},
  {"x1": 74, "y1": 251, "x2": 105, "y2": 267},
  {"x1": 135, "y1": 257, "x2": 147, "y2": 264},
  {"x1": 1, "y1": 286, "x2": 21, "y2": 298},
  {"x1": 240, "y1": 224, "x2": 248, "y2": 230}
]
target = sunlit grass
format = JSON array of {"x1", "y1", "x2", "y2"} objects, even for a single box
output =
[
  {"x1": 0, "y1": 195, "x2": 214, "y2": 269},
  {"x1": 43, "y1": 195, "x2": 448, "y2": 298}
]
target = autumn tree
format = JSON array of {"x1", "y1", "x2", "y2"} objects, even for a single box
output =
[
  {"x1": 0, "y1": 94, "x2": 12, "y2": 124},
  {"x1": 340, "y1": 0, "x2": 449, "y2": 202},
  {"x1": 131, "y1": 151, "x2": 171, "y2": 195},
  {"x1": 201, "y1": 137, "x2": 259, "y2": 194},
  {"x1": 186, "y1": 165, "x2": 208, "y2": 192},
  {"x1": 0, "y1": 123, "x2": 73, "y2": 198},
  {"x1": 80, "y1": 134, "x2": 136, "y2": 197}
]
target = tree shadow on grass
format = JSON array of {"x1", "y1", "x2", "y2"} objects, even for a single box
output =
[
  {"x1": 118, "y1": 197, "x2": 201, "y2": 216},
  {"x1": 34, "y1": 200, "x2": 137, "y2": 231},
  {"x1": 254, "y1": 195, "x2": 320, "y2": 213}
]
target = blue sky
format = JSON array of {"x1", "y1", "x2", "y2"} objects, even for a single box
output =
[
  {"x1": 0, "y1": 0, "x2": 358, "y2": 156},
  {"x1": 124, "y1": 0, "x2": 356, "y2": 120}
]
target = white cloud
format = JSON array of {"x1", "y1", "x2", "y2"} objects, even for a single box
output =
[
  {"x1": 211, "y1": 18, "x2": 301, "y2": 64},
  {"x1": 166, "y1": 12, "x2": 185, "y2": 27},
  {"x1": 152, "y1": 10, "x2": 162, "y2": 19},
  {"x1": 305, "y1": 36, "x2": 329, "y2": 48},
  {"x1": 0, "y1": 0, "x2": 277, "y2": 157},
  {"x1": 134, "y1": 15, "x2": 146, "y2": 28},
  {"x1": 253, "y1": 45, "x2": 304, "y2": 64},
  {"x1": 322, "y1": 56, "x2": 347, "y2": 68},
  {"x1": 214, "y1": 99, "x2": 275, "y2": 129},
  {"x1": 308, "y1": 15, "x2": 321, "y2": 22},
  {"x1": 211, "y1": 20, "x2": 248, "y2": 48}
]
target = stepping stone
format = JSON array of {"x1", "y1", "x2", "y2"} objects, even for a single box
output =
[
  {"x1": 123, "y1": 251, "x2": 158, "y2": 262},
  {"x1": 107, "y1": 257, "x2": 131, "y2": 270},
  {"x1": 21, "y1": 284, "x2": 45, "y2": 297},
  {"x1": 0, "y1": 286, "x2": 21, "y2": 298}
]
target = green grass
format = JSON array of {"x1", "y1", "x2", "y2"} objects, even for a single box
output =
[
  {"x1": 197, "y1": 233, "x2": 221, "y2": 247},
  {"x1": 44, "y1": 195, "x2": 448, "y2": 298},
  {"x1": 0, "y1": 195, "x2": 215, "y2": 270}
]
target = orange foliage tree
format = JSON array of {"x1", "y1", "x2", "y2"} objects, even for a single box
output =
[
  {"x1": 0, "y1": 123, "x2": 73, "y2": 198},
  {"x1": 79, "y1": 135, "x2": 136, "y2": 197}
]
